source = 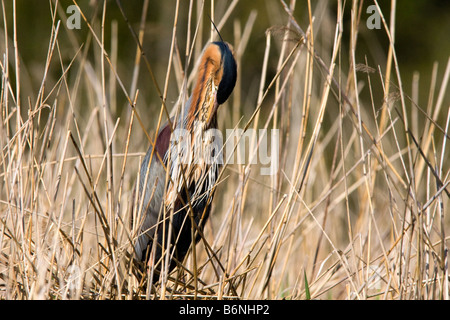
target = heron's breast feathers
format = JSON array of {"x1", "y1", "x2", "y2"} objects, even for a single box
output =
[{"x1": 164, "y1": 123, "x2": 222, "y2": 209}]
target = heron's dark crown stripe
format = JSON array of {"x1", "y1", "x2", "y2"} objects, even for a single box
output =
[{"x1": 214, "y1": 42, "x2": 237, "y2": 105}]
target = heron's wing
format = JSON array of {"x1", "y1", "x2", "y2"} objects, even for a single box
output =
[
  {"x1": 134, "y1": 123, "x2": 171, "y2": 261},
  {"x1": 134, "y1": 98, "x2": 193, "y2": 262}
]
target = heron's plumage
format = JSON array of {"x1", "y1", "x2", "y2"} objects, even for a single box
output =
[{"x1": 133, "y1": 41, "x2": 237, "y2": 279}]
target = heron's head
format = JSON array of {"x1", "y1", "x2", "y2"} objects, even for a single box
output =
[{"x1": 188, "y1": 41, "x2": 237, "y2": 129}]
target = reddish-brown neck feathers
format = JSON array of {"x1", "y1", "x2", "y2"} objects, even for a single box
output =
[{"x1": 187, "y1": 44, "x2": 223, "y2": 130}]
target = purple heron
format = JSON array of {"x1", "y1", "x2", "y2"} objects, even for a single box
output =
[{"x1": 133, "y1": 40, "x2": 237, "y2": 282}]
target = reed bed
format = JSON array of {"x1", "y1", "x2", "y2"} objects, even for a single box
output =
[{"x1": 0, "y1": 0, "x2": 449, "y2": 299}]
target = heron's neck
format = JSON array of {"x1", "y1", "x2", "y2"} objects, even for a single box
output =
[{"x1": 187, "y1": 59, "x2": 219, "y2": 131}]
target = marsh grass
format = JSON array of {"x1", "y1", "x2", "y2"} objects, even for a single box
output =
[{"x1": 0, "y1": 0, "x2": 449, "y2": 299}]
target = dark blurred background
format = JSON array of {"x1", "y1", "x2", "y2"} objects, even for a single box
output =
[{"x1": 3, "y1": 0, "x2": 450, "y2": 125}]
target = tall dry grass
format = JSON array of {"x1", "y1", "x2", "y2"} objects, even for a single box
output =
[{"x1": 0, "y1": 0, "x2": 449, "y2": 299}]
